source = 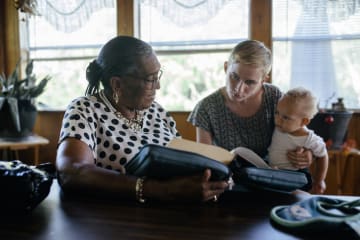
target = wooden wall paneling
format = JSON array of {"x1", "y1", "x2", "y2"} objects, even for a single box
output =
[
  {"x1": 29, "y1": 111, "x2": 64, "y2": 164},
  {"x1": 169, "y1": 112, "x2": 196, "y2": 141},
  {"x1": 341, "y1": 152, "x2": 360, "y2": 196},
  {"x1": 347, "y1": 112, "x2": 360, "y2": 149},
  {"x1": 320, "y1": 151, "x2": 341, "y2": 195}
]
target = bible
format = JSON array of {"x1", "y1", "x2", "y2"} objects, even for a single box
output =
[
  {"x1": 125, "y1": 138, "x2": 311, "y2": 193},
  {"x1": 167, "y1": 138, "x2": 271, "y2": 168}
]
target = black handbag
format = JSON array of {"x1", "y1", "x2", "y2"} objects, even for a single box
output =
[
  {"x1": 0, "y1": 160, "x2": 55, "y2": 213},
  {"x1": 125, "y1": 144, "x2": 310, "y2": 193}
]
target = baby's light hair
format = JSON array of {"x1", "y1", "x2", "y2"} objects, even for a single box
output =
[
  {"x1": 284, "y1": 87, "x2": 319, "y2": 119},
  {"x1": 228, "y1": 40, "x2": 272, "y2": 76}
]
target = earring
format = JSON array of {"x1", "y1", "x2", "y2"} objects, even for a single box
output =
[{"x1": 113, "y1": 91, "x2": 119, "y2": 104}]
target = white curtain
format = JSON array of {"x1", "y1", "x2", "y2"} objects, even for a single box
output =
[
  {"x1": 290, "y1": 0, "x2": 336, "y2": 104},
  {"x1": 273, "y1": 0, "x2": 360, "y2": 109},
  {"x1": 35, "y1": 0, "x2": 231, "y2": 32},
  {"x1": 140, "y1": 0, "x2": 230, "y2": 27},
  {"x1": 36, "y1": 0, "x2": 114, "y2": 33}
]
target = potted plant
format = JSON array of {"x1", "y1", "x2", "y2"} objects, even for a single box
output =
[{"x1": 0, "y1": 60, "x2": 51, "y2": 138}]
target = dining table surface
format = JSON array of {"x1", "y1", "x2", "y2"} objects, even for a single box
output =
[{"x1": 0, "y1": 180, "x2": 358, "y2": 240}]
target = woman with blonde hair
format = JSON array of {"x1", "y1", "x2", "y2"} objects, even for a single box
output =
[{"x1": 188, "y1": 40, "x2": 313, "y2": 169}]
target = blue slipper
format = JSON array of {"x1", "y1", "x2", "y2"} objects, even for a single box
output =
[{"x1": 270, "y1": 196, "x2": 360, "y2": 239}]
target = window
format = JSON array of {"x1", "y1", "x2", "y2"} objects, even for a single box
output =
[
  {"x1": 137, "y1": 0, "x2": 249, "y2": 110},
  {"x1": 272, "y1": 0, "x2": 360, "y2": 109},
  {"x1": 25, "y1": 0, "x2": 116, "y2": 109},
  {"x1": 24, "y1": 0, "x2": 249, "y2": 111}
]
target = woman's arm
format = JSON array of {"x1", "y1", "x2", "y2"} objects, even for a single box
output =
[
  {"x1": 56, "y1": 138, "x2": 228, "y2": 202},
  {"x1": 56, "y1": 138, "x2": 136, "y2": 199}
]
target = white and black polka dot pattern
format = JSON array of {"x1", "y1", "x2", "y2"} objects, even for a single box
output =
[{"x1": 59, "y1": 96, "x2": 180, "y2": 172}]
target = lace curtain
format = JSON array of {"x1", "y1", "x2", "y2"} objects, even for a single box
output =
[
  {"x1": 21, "y1": 0, "x2": 360, "y2": 32},
  {"x1": 140, "y1": 0, "x2": 230, "y2": 27},
  {"x1": 28, "y1": 0, "x2": 231, "y2": 32},
  {"x1": 34, "y1": 0, "x2": 115, "y2": 33}
]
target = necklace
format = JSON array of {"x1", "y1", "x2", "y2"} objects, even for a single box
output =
[{"x1": 99, "y1": 90, "x2": 144, "y2": 132}]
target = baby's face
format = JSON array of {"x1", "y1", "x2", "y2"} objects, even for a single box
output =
[{"x1": 274, "y1": 96, "x2": 305, "y2": 134}]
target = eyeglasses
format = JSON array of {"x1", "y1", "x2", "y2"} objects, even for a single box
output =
[{"x1": 127, "y1": 69, "x2": 163, "y2": 89}]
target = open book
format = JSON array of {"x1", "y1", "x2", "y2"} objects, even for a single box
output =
[
  {"x1": 125, "y1": 138, "x2": 310, "y2": 193},
  {"x1": 167, "y1": 138, "x2": 271, "y2": 169}
]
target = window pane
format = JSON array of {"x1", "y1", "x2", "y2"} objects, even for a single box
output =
[
  {"x1": 139, "y1": 0, "x2": 249, "y2": 110},
  {"x1": 139, "y1": 0, "x2": 249, "y2": 50},
  {"x1": 272, "y1": 0, "x2": 360, "y2": 109},
  {"x1": 34, "y1": 60, "x2": 90, "y2": 109},
  {"x1": 26, "y1": 2, "x2": 116, "y2": 109},
  {"x1": 157, "y1": 52, "x2": 228, "y2": 111}
]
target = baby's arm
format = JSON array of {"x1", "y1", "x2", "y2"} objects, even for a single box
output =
[{"x1": 311, "y1": 153, "x2": 329, "y2": 194}]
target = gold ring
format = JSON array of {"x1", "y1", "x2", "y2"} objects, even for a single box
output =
[{"x1": 213, "y1": 195, "x2": 218, "y2": 202}]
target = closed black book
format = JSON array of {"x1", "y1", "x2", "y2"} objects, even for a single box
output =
[{"x1": 125, "y1": 144, "x2": 231, "y2": 181}]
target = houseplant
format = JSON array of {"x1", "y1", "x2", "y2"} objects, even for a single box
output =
[{"x1": 0, "y1": 60, "x2": 51, "y2": 138}]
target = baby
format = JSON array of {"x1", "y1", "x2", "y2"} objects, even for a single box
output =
[{"x1": 268, "y1": 87, "x2": 328, "y2": 194}]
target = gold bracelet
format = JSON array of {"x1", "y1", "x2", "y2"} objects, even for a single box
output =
[{"x1": 135, "y1": 177, "x2": 146, "y2": 203}]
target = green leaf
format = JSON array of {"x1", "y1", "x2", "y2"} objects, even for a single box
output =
[{"x1": 0, "y1": 59, "x2": 51, "y2": 100}]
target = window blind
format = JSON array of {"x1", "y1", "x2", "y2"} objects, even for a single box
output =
[{"x1": 272, "y1": 0, "x2": 360, "y2": 109}]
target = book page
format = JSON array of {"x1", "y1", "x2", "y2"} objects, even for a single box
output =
[
  {"x1": 231, "y1": 147, "x2": 271, "y2": 169},
  {"x1": 167, "y1": 138, "x2": 235, "y2": 165}
]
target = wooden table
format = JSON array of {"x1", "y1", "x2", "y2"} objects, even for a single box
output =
[
  {"x1": 0, "y1": 181, "x2": 358, "y2": 240},
  {"x1": 0, "y1": 135, "x2": 49, "y2": 165}
]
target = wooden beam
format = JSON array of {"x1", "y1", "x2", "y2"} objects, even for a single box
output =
[
  {"x1": 250, "y1": 0, "x2": 272, "y2": 49},
  {"x1": 3, "y1": 0, "x2": 21, "y2": 76},
  {"x1": 117, "y1": 0, "x2": 134, "y2": 36},
  {"x1": 250, "y1": 0, "x2": 272, "y2": 82},
  {"x1": 0, "y1": 1, "x2": 5, "y2": 74}
]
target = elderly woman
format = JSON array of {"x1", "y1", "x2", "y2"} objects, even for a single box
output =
[{"x1": 56, "y1": 36, "x2": 229, "y2": 203}]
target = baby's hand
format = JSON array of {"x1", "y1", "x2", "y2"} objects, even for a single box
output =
[{"x1": 310, "y1": 180, "x2": 326, "y2": 194}]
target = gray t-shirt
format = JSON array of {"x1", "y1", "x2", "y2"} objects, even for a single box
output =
[{"x1": 188, "y1": 83, "x2": 282, "y2": 158}]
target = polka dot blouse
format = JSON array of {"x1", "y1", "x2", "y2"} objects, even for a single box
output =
[{"x1": 58, "y1": 95, "x2": 181, "y2": 172}]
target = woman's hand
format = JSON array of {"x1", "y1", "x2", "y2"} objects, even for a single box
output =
[
  {"x1": 287, "y1": 147, "x2": 313, "y2": 169},
  {"x1": 148, "y1": 169, "x2": 229, "y2": 202},
  {"x1": 198, "y1": 169, "x2": 230, "y2": 201}
]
